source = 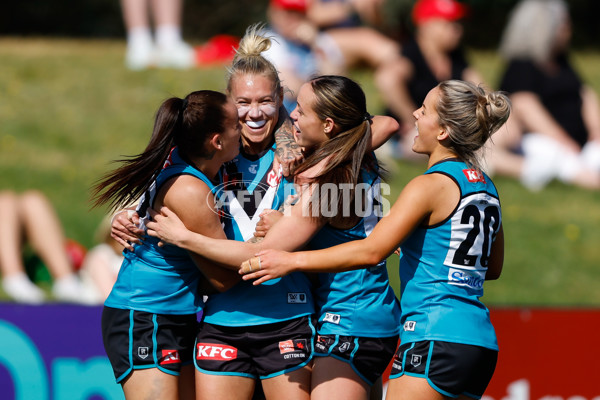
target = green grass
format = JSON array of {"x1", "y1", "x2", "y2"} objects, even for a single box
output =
[{"x1": 1, "y1": 38, "x2": 599, "y2": 306}]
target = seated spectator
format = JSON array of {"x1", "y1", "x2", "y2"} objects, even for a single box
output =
[
  {"x1": 305, "y1": 0, "x2": 401, "y2": 75},
  {"x1": 486, "y1": 0, "x2": 600, "y2": 190},
  {"x1": 0, "y1": 190, "x2": 95, "y2": 304},
  {"x1": 262, "y1": 0, "x2": 400, "y2": 112},
  {"x1": 374, "y1": 0, "x2": 484, "y2": 160},
  {"x1": 79, "y1": 216, "x2": 124, "y2": 304},
  {"x1": 262, "y1": 0, "x2": 322, "y2": 112}
]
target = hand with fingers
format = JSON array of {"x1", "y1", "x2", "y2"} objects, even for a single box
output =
[
  {"x1": 145, "y1": 206, "x2": 191, "y2": 248},
  {"x1": 239, "y1": 249, "x2": 297, "y2": 285},
  {"x1": 110, "y1": 209, "x2": 143, "y2": 251}
]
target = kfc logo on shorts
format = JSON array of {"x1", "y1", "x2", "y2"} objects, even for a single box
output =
[
  {"x1": 160, "y1": 349, "x2": 181, "y2": 365},
  {"x1": 463, "y1": 169, "x2": 486, "y2": 183},
  {"x1": 279, "y1": 339, "x2": 307, "y2": 354},
  {"x1": 196, "y1": 343, "x2": 238, "y2": 361}
]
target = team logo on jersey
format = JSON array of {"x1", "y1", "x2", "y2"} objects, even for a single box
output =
[
  {"x1": 196, "y1": 343, "x2": 238, "y2": 361},
  {"x1": 403, "y1": 321, "x2": 417, "y2": 332},
  {"x1": 279, "y1": 339, "x2": 308, "y2": 360},
  {"x1": 160, "y1": 349, "x2": 181, "y2": 365},
  {"x1": 248, "y1": 164, "x2": 258, "y2": 174},
  {"x1": 137, "y1": 347, "x2": 149, "y2": 359},
  {"x1": 287, "y1": 292, "x2": 307, "y2": 303},
  {"x1": 323, "y1": 313, "x2": 341, "y2": 325},
  {"x1": 463, "y1": 169, "x2": 486, "y2": 183},
  {"x1": 410, "y1": 354, "x2": 422, "y2": 368}
]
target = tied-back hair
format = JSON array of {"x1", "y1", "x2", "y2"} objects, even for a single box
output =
[
  {"x1": 226, "y1": 23, "x2": 282, "y2": 100},
  {"x1": 499, "y1": 0, "x2": 568, "y2": 63},
  {"x1": 295, "y1": 75, "x2": 377, "y2": 227},
  {"x1": 436, "y1": 80, "x2": 511, "y2": 170},
  {"x1": 92, "y1": 90, "x2": 229, "y2": 211}
]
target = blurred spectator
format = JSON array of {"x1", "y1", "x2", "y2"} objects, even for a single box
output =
[
  {"x1": 486, "y1": 0, "x2": 600, "y2": 191},
  {"x1": 262, "y1": 0, "x2": 400, "y2": 112},
  {"x1": 374, "y1": 0, "x2": 484, "y2": 160},
  {"x1": 262, "y1": 0, "x2": 322, "y2": 111},
  {"x1": 306, "y1": 0, "x2": 400, "y2": 76},
  {"x1": 121, "y1": 0, "x2": 194, "y2": 70},
  {"x1": 79, "y1": 216, "x2": 124, "y2": 304},
  {"x1": 0, "y1": 190, "x2": 95, "y2": 304}
]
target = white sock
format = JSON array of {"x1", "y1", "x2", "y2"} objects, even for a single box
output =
[
  {"x1": 581, "y1": 141, "x2": 600, "y2": 172},
  {"x1": 127, "y1": 27, "x2": 154, "y2": 50},
  {"x1": 52, "y1": 274, "x2": 96, "y2": 305},
  {"x1": 156, "y1": 25, "x2": 183, "y2": 49}
]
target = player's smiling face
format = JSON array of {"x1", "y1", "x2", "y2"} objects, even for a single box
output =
[{"x1": 230, "y1": 73, "x2": 280, "y2": 154}]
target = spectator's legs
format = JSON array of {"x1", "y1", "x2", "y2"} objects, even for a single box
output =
[
  {"x1": 19, "y1": 190, "x2": 94, "y2": 303},
  {"x1": 0, "y1": 191, "x2": 46, "y2": 303},
  {"x1": 121, "y1": 0, "x2": 155, "y2": 69},
  {"x1": 151, "y1": 0, "x2": 194, "y2": 68},
  {"x1": 323, "y1": 27, "x2": 400, "y2": 71}
]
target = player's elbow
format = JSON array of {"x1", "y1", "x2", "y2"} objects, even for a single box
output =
[{"x1": 362, "y1": 249, "x2": 386, "y2": 268}]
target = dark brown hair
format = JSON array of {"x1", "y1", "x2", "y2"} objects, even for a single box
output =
[{"x1": 92, "y1": 90, "x2": 228, "y2": 211}]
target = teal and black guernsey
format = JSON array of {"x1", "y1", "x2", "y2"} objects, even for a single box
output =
[
  {"x1": 202, "y1": 143, "x2": 315, "y2": 326},
  {"x1": 105, "y1": 147, "x2": 219, "y2": 314},
  {"x1": 399, "y1": 159, "x2": 501, "y2": 350},
  {"x1": 308, "y1": 168, "x2": 401, "y2": 338}
]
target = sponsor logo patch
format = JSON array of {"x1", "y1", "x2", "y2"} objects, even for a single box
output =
[
  {"x1": 279, "y1": 339, "x2": 307, "y2": 354},
  {"x1": 287, "y1": 292, "x2": 307, "y2": 303},
  {"x1": 448, "y1": 268, "x2": 485, "y2": 290},
  {"x1": 463, "y1": 169, "x2": 486, "y2": 183},
  {"x1": 160, "y1": 349, "x2": 180, "y2": 365},
  {"x1": 279, "y1": 339, "x2": 308, "y2": 359},
  {"x1": 196, "y1": 343, "x2": 238, "y2": 361},
  {"x1": 323, "y1": 313, "x2": 341, "y2": 325},
  {"x1": 403, "y1": 321, "x2": 416, "y2": 331},
  {"x1": 267, "y1": 168, "x2": 282, "y2": 187}
]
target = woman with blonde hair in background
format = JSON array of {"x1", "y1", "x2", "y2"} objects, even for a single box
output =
[{"x1": 487, "y1": 0, "x2": 600, "y2": 191}]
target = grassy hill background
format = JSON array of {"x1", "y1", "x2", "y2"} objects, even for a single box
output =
[{"x1": 1, "y1": 38, "x2": 599, "y2": 305}]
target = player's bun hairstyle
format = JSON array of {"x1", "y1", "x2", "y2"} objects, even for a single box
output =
[
  {"x1": 226, "y1": 23, "x2": 282, "y2": 101},
  {"x1": 92, "y1": 90, "x2": 229, "y2": 211},
  {"x1": 436, "y1": 80, "x2": 511, "y2": 170}
]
